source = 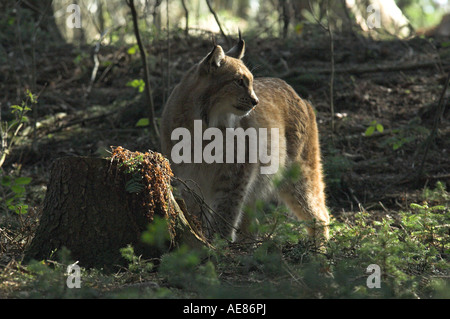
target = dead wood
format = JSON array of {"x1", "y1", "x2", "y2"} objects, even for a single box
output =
[
  {"x1": 281, "y1": 60, "x2": 449, "y2": 78},
  {"x1": 23, "y1": 148, "x2": 208, "y2": 270}
]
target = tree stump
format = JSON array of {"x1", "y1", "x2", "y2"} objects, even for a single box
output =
[{"x1": 24, "y1": 148, "x2": 208, "y2": 270}]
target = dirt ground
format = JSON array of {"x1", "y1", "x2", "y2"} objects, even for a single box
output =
[{"x1": 1, "y1": 27, "x2": 450, "y2": 246}]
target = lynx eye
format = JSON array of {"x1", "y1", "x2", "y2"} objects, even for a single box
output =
[{"x1": 236, "y1": 78, "x2": 245, "y2": 87}]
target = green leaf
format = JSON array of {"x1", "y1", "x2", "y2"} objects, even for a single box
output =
[
  {"x1": 125, "y1": 174, "x2": 144, "y2": 193},
  {"x1": 126, "y1": 79, "x2": 138, "y2": 87},
  {"x1": 15, "y1": 177, "x2": 32, "y2": 185},
  {"x1": 136, "y1": 118, "x2": 149, "y2": 127},
  {"x1": 1, "y1": 176, "x2": 11, "y2": 186},
  {"x1": 15, "y1": 204, "x2": 28, "y2": 214},
  {"x1": 8, "y1": 119, "x2": 19, "y2": 129},
  {"x1": 10, "y1": 185, "x2": 25, "y2": 195},
  {"x1": 295, "y1": 22, "x2": 304, "y2": 34},
  {"x1": 21, "y1": 116, "x2": 29, "y2": 123},
  {"x1": 365, "y1": 125, "x2": 375, "y2": 137},
  {"x1": 126, "y1": 79, "x2": 145, "y2": 92},
  {"x1": 73, "y1": 54, "x2": 83, "y2": 65},
  {"x1": 10, "y1": 105, "x2": 23, "y2": 112},
  {"x1": 376, "y1": 123, "x2": 384, "y2": 133},
  {"x1": 127, "y1": 45, "x2": 139, "y2": 55},
  {"x1": 392, "y1": 142, "x2": 402, "y2": 150},
  {"x1": 27, "y1": 90, "x2": 37, "y2": 104},
  {"x1": 410, "y1": 203, "x2": 424, "y2": 210}
]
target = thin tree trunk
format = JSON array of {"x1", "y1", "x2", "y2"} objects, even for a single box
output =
[
  {"x1": 181, "y1": 0, "x2": 189, "y2": 37},
  {"x1": 127, "y1": 0, "x2": 160, "y2": 144}
]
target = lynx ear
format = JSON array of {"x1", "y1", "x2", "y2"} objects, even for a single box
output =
[
  {"x1": 226, "y1": 31, "x2": 245, "y2": 59},
  {"x1": 201, "y1": 45, "x2": 226, "y2": 73}
]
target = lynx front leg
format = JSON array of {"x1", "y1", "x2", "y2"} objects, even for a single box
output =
[{"x1": 208, "y1": 163, "x2": 258, "y2": 241}]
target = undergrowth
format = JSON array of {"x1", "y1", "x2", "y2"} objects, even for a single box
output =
[{"x1": 0, "y1": 182, "x2": 448, "y2": 299}]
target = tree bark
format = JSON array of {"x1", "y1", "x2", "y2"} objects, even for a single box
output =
[{"x1": 24, "y1": 155, "x2": 207, "y2": 270}]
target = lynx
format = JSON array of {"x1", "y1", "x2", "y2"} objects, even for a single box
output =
[{"x1": 160, "y1": 36, "x2": 329, "y2": 242}]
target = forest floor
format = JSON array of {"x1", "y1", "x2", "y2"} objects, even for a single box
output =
[{"x1": 1, "y1": 27, "x2": 449, "y2": 298}]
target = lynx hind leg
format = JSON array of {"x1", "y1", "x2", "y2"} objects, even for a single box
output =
[{"x1": 278, "y1": 168, "x2": 329, "y2": 241}]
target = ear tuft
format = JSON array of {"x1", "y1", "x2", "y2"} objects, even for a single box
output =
[{"x1": 226, "y1": 31, "x2": 245, "y2": 59}]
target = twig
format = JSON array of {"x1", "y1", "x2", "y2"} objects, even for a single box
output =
[
  {"x1": 308, "y1": 0, "x2": 335, "y2": 132},
  {"x1": 45, "y1": 109, "x2": 120, "y2": 134},
  {"x1": 205, "y1": 0, "x2": 230, "y2": 47},
  {"x1": 86, "y1": 30, "x2": 110, "y2": 98},
  {"x1": 181, "y1": 0, "x2": 189, "y2": 37},
  {"x1": 417, "y1": 71, "x2": 450, "y2": 179},
  {"x1": 166, "y1": 0, "x2": 170, "y2": 102},
  {"x1": 0, "y1": 123, "x2": 23, "y2": 169},
  {"x1": 326, "y1": 0, "x2": 335, "y2": 133},
  {"x1": 172, "y1": 176, "x2": 249, "y2": 243},
  {"x1": 78, "y1": 0, "x2": 102, "y2": 34},
  {"x1": 280, "y1": 0, "x2": 290, "y2": 39},
  {"x1": 126, "y1": 0, "x2": 160, "y2": 142},
  {"x1": 0, "y1": 95, "x2": 33, "y2": 168},
  {"x1": 27, "y1": 0, "x2": 52, "y2": 147}
]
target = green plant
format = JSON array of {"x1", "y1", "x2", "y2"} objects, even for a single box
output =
[
  {"x1": 120, "y1": 244, "x2": 154, "y2": 274},
  {"x1": 135, "y1": 118, "x2": 150, "y2": 127},
  {"x1": 15, "y1": 247, "x2": 108, "y2": 298},
  {"x1": 124, "y1": 173, "x2": 145, "y2": 193},
  {"x1": 126, "y1": 78, "x2": 145, "y2": 93},
  {"x1": 159, "y1": 245, "x2": 219, "y2": 290},
  {"x1": 422, "y1": 181, "x2": 449, "y2": 204},
  {"x1": 1, "y1": 198, "x2": 447, "y2": 298},
  {"x1": 0, "y1": 90, "x2": 35, "y2": 168},
  {"x1": 141, "y1": 216, "x2": 171, "y2": 250},
  {"x1": 327, "y1": 204, "x2": 449, "y2": 298},
  {"x1": 323, "y1": 148, "x2": 352, "y2": 188},
  {"x1": 405, "y1": 202, "x2": 448, "y2": 250},
  {"x1": 0, "y1": 91, "x2": 36, "y2": 215},
  {"x1": 127, "y1": 44, "x2": 139, "y2": 55},
  {"x1": 380, "y1": 117, "x2": 429, "y2": 151},
  {"x1": 365, "y1": 120, "x2": 384, "y2": 137},
  {"x1": 0, "y1": 175, "x2": 32, "y2": 214},
  {"x1": 73, "y1": 52, "x2": 89, "y2": 66}
]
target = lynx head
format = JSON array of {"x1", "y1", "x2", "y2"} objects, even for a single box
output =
[{"x1": 196, "y1": 35, "x2": 259, "y2": 127}]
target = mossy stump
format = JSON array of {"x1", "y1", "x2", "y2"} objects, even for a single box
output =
[{"x1": 24, "y1": 148, "x2": 207, "y2": 270}]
